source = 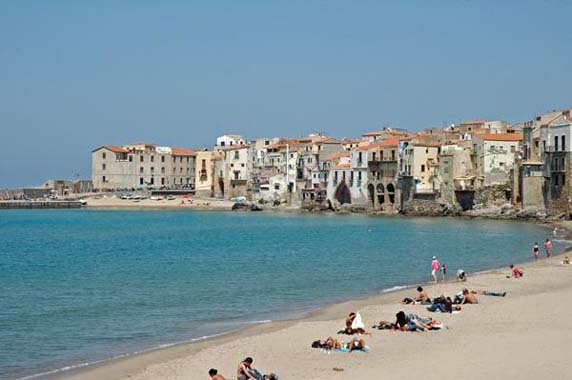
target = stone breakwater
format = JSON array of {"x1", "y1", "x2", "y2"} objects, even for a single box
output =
[{"x1": 0, "y1": 200, "x2": 83, "y2": 209}]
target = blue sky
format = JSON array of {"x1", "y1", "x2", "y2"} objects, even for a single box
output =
[{"x1": 1, "y1": 0, "x2": 571, "y2": 187}]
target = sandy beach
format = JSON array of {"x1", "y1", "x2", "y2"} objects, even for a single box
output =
[
  {"x1": 84, "y1": 196, "x2": 235, "y2": 211},
  {"x1": 52, "y1": 249, "x2": 572, "y2": 380}
]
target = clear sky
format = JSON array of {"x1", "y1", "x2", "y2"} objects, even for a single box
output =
[{"x1": 1, "y1": 0, "x2": 571, "y2": 187}]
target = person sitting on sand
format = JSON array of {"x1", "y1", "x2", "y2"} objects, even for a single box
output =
[
  {"x1": 209, "y1": 368, "x2": 228, "y2": 380},
  {"x1": 509, "y1": 264, "x2": 523, "y2": 278},
  {"x1": 460, "y1": 288, "x2": 478, "y2": 304},
  {"x1": 237, "y1": 357, "x2": 263, "y2": 380},
  {"x1": 402, "y1": 286, "x2": 431, "y2": 305},
  {"x1": 343, "y1": 312, "x2": 371, "y2": 335}
]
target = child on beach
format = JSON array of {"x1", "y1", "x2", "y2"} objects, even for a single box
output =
[
  {"x1": 509, "y1": 264, "x2": 523, "y2": 278},
  {"x1": 533, "y1": 242, "x2": 540, "y2": 260},
  {"x1": 440, "y1": 263, "x2": 447, "y2": 281}
]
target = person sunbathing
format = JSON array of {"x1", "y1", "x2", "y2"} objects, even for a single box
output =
[
  {"x1": 471, "y1": 289, "x2": 506, "y2": 297},
  {"x1": 395, "y1": 311, "x2": 438, "y2": 332},
  {"x1": 346, "y1": 336, "x2": 368, "y2": 351},
  {"x1": 237, "y1": 357, "x2": 263, "y2": 380},
  {"x1": 427, "y1": 296, "x2": 461, "y2": 313},
  {"x1": 373, "y1": 320, "x2": 397, "y2": 330},
  {"x1": 402, "y1": 286, "x2": 431, "y2": 304},
  {"x1": 209, "y1": 368, "x2": 228, "y2": 380},
  {"x1": 343, "y1": 312, "x2": 371, "y2": 335},
  {"x1": 324, "y1": 336, "x2": 343, "y2": 349},
  {"x1": 460, "y1": 288, "x2": 478, "y2": 304}
]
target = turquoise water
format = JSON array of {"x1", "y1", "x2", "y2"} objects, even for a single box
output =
[{"x1": 0, "y1": 210, "x2": 560, "y2": 380}]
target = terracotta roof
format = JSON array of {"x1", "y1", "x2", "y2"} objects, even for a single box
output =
[
  {"x1": 358, "y1": 137, "x2": 400, "y2": 150},
  {"x1": 324, "y1": 151, "x2": 350, "y2": 161},
  {"x1": 362, "y1": 131, "x2": 383, "y2": 136},
  {"x1": 476, "y1": 133, "x2": 523, "y2": 142},
  {"x1": 333, "y1": 163, "x2": 351, "y2": 169},
  {"x1": 92, "y1": 145, "x2": 129, "y2": 153},
  {"x1": 171, "y1": 147, "x2": 196, "y2": 156}
]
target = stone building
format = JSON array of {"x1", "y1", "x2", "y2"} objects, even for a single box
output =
[
  {"x1": 401, "y1": 141, "x2": 440, "y2": 194},
  {"x1": 92, "y1": 143, "x2": 195, "y2": 191},
  {"x1": 471, "y1": 133, "x2": 522, "y2": 186},
  {"x1": 365, "y1": 138, "x2": 400, "y2": 213},
  {"x1": 219, "y1": 144, "x2": 251, "y2": 199}
]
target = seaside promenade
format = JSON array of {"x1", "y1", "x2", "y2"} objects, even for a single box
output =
[{"x1": 56, "y1": 252, "x2": 572, "y2": 380}]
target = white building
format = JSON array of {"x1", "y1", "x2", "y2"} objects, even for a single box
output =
[{"x1": 216, "y1": 134, "x2": 246, "y2": 149}]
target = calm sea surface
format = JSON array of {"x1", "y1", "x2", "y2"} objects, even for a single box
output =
[{"x1": 0, "y1": 210, "x2": 562, "y2": 380}]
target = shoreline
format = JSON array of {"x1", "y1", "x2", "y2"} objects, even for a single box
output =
[{"x1": 41, "y1": 223, "x2": 572, "y2": 380}]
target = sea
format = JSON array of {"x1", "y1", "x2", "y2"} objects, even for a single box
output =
[{"x1": 0, "y1": 209, "x2": 565, "y2": 380}]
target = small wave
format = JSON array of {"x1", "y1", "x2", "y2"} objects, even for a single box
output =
[
  {"x1": 15, "y1": 359, "x2": 106, "y2": 380},
  {"x1": 380, "y1": 285, "x2": 409, "y2": 293}
]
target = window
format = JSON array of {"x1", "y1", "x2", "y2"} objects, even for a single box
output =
[
  {"x1": 150, "y1": 177, "x2": 154, "y2": 185},
  {"x1": 555, "y1": 175, "x2": 559, "y2": 186},
  {"x1": 358, "y1": 152, "x2": 362, "y2": 162},
  {"x1": 129, "y1": 155, "x2": 133, "y2": 162},
  {"x1": 140, "y1": 167, "x2": 144, "y2": 174},
  {"x1": 241, "y1": 163, "x2": 245, "y2": 167},
  {"x1": 180, "y1": 157, "x2": 183, "y2": 163},
  {"x1": 421, "y1": 164, "x2": 425, "y2": 172},
  {"x1": 102, "y1": 163, "x2": 106, "y2": 170},
  {"x1": 150, "y1": 167, "x2": 154, "y2": 173},
  {"x1": 380, "y1": 151, "x2": 384, "y2": 160},
  {"x1": 161, "y1": 177, "x2": 165, "y2": 185},
  {"x1": 140, "y1": 178, "x2": 144, "y2": 185},
  {"x1": 391, "y1": 150, "x2": 395, "y2": 160},
  {"x1": 562, "y1": 174, "x2": 566, "y2": 185},
  {"x1": 555, "y1": 136, "x2": 559, "y2": 151},
  {"x1": 562, "y1": 135, "x2": 566, "y2": 151},
  {"x1": 358, "y1": 171, "x2": 362, "y2": 180},
  {"x1": 161, "y1": 167, "x2": 165, "y2": 174},
  {"x1": 150, "y1": 156, "x2": 154, "y2": 163},
  {"x1": 234, "y1": 151, "x2": 239, "y2": 159},
  {"x1": 220, "y1": 141, "x2": 225, "y2": 147},
  {"x1": 102, "y1": 175, "x2": 106, "y2": 183},
  {"x1": 140, "y1": 155, "x2": 144, "y2": 162},
  {"x1": 372, "y1": 152, "x2": 376, "y2": 161},
  {"x1": 231, "y1": 163, "x2": 234, "y2": 167},
  {"x1": 511, "y1": 146, "x2": 516, "y2": 153},
  {"x1": 186, "y1": 157, "x2": 189, "y2": 163},
  {"x1": 102, "y1": 152, "x2": 106, "y2": 159},
  {"x1": 274, "y1": 184, "x2": 280, "y2": 190}
]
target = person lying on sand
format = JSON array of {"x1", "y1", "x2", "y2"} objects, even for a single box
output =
[
  {"x1": 346, "y1": 336, "x2": 369, "y2": 352},
  {"x1": 325, "y1": 336, "x2": 343, "y2": 349},
  {"x1": 402, "y1": 286, "x2": 431, "y2": 305},
  {"x1": 427, "y1": 296, "x2": 462, "y2": 313},
  {"x1": 395, "y1": 311, "x2": 440, "y2": 332},
  {"x1": 209, "y1": 368, "x2": 228, "y2": 380},
  {"x1": 471, "y1": 290, "x2": 506, "y2": 297},
  {"x1": 373, "y1": 320, "x2": 397, "y2": 330}
]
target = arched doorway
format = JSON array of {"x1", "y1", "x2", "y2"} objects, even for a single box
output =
[
  {"x1": 376, "y1": 183, "x2": 385, "y2": 205},
  {"x1": 387, "y1": 183, "x2": 395, "y2": 204},
  {"x1": 367, "y1": 184, "x2": 375, "y2": 205},
  {"x1": 335, "y1": 182, "x2": 352, "y2": 204}
]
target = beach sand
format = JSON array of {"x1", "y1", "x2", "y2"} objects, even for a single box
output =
[
  {"x1": 54, "y1": 253, "x2": 572, "y2": 380},
  {"x1": 84, "y1": 197, "x2": 235, "y2": 211}
]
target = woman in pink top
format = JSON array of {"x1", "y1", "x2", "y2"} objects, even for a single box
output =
[{"x1": 431, "y1": 256, "x2": 440, "y2": 283}]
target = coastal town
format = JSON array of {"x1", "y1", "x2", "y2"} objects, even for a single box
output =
[{"x1": 5, "y1": 108, "x2": 569, "y2": 218}]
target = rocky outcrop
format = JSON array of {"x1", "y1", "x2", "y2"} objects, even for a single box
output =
[{"x1": 401, "y1": 199, "x2": 463, "y2": 216}]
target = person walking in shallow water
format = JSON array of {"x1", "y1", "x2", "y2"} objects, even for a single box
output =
[
  {"x1": 533, "y1": 242, "x2": 539, "y2": 260},
  {"x1": 544, "y1": 238, "x2": 552, "y2": 259},
  {"x1": 431, "y1": 256, "x2": 440, "y2": 283}
]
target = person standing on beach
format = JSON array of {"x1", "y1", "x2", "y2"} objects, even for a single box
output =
[
  {"x1": 431, "y1": 256, "x2": 440, "y2": 283},
  {"x1": 533, "y1": 242, "x2": 539, "y2": 260},
  {"x1": 440, "y1": 263, "x2": 447, "y2": 282},
  {"x1": 544, "y1": 238, "x2": 552, "y2": 259}
]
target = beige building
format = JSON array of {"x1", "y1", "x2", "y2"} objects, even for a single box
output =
[
  {"x1": 92, "y1": 143, "x2": 195, "y2": 191},
  {"x1": 402, "y1": 142, "x2": 440, "y2": 193}
]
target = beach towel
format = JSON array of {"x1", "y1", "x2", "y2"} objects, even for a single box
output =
[{"x1": 351, "y1": 312, "x2": 365, "y2": 330}]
